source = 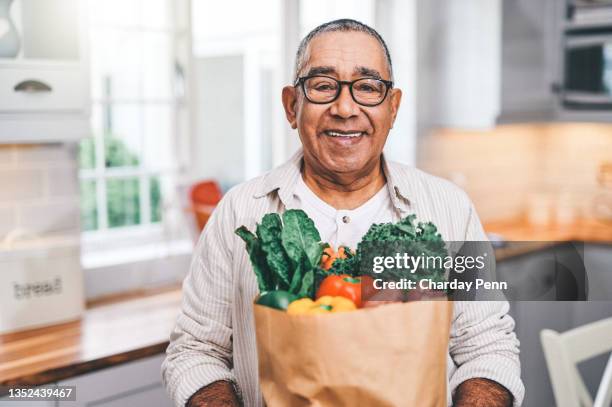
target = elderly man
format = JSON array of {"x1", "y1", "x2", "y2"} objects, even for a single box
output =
[{"x1": 163, "y1": 19, "x2": 524, "y2": 407}]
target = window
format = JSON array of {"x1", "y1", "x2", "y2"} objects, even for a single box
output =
[{"x1": 79, "y1": 0, "x2": 180, "y2": 238}]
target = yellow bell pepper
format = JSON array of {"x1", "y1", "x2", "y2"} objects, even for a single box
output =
[{"x1": 287, "y1": 296, "x2": 356, "y2": 315}]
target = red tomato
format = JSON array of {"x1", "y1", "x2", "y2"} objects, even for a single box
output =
[{"x1": 316, "y1": 274, "x2": 369, "y2": 308}]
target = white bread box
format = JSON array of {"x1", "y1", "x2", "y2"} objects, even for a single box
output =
[{"x1": 0, "y1": 235, "x2": 84, "y2": 334}]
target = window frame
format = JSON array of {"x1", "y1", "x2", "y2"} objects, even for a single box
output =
[{"x1": 80, "y1": 0, "x2": 193, "y2": 264}]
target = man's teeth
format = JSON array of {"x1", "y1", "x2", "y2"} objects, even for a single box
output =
[{"x1": 326, "y1": 131, "x2": 363, "y2": 138}]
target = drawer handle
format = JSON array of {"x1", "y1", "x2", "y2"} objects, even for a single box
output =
[{"x1": 14, "y1": 80, "x2": 53, "y2": 93}]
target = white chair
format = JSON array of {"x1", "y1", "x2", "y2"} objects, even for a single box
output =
[{"x1": 541, "y1": 318, "x2": 612, "y2": 407}]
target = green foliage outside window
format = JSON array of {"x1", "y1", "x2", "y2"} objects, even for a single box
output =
[{"x1": 79, "y1": 136, "x2": 162, "y2": 231}]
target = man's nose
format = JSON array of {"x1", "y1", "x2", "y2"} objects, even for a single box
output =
[{"x1": 329, "y1": 85, "x2": 360, "y2": 118}]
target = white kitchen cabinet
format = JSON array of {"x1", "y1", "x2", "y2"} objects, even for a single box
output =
[
  {"x1": 417, "y1": 0, "x2": 502, "y2": 130},
  {"x1": 502, "y1": 244, "x2": 612, "y2": 407},
  {"x1": 0, "y1": 0, "x2": 90, "y2": 143},
  {"x1": 0, "y1": 398, "x2": 56, "y2": 406},
  {"x1": 57, "y1": 355, "x2": 172, "y2": 407},
  {"x1": 418, "y1": 0, "x2": 569, "y2": 129}
]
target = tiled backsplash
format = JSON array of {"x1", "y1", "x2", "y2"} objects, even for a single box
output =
[
  {"x1": 418, "y1": 123, "x2": 612, "y2": 223},
  {"x1": 0, "y1": 144, "x2": 80, "y2": 240}
]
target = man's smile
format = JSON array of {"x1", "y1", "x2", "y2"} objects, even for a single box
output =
[
  {"x1": 323, "y1": 129, "x2": 365, "y2": 138},
  {"x1": 321, "y1": 129, "x2": 367, "y2": 146}
]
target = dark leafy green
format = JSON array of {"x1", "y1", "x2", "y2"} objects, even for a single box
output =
[
  {"x1": 281, "y1": 209, "x2": 323, "y2": 269},
  {"x1": 235, "y1": 209, "x2": 323, "y2": 297},
  {"x1": 327, "y1": 215, "x2": 447, "y2": 285},
  {"x1": 258, "y1": 213, "x2": 291, "y2": 290},
  {"x1": 235, "y1": 226, "x2": 273, "y2": 292}
]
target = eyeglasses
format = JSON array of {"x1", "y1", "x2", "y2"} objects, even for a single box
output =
[{"x1": 294, "y1": 75, "x2": 393, "y2": 107}]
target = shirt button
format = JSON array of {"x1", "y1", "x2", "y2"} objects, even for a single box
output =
[{"x1": 342, "y1": 215, "x2": 350, "y2": 224}]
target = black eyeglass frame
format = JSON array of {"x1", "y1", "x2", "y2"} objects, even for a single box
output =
[{"x1": 294, "y1": 75, "x2": 394, "y2": 107}]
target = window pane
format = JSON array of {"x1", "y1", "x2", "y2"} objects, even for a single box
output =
[
  {"x1": 192, "y1": 0, "x2": 280, "y2": 42},
  {"x1": 140, "y1": 0, "x2": 171, "y2": 30},
  {"x1": 78, "y1": 137, "x2": 96, "y2": 169},
  {"x1": 88, "y1": 0, "x2": 141, "y2": 29},
  {"x1": 107, "y1": 178, "x2": 140, "y2": 228},
  {"x1": 102, "y1": 104, "x2": 143, "y2": 167},
  {"x1": 90, "y1": 28, "x2": 142, "y2": 100},
  {"x1": 80, "y1": 180, "x2": 98, "y2": 231},
  {"x1": 142, "y1": 32, "x2": 172, "y2": 99},
  {"x1": 143, "y1": 104, "x2": 172, "y2": 169},
  {"x1": 150, "y1": 175, "x2": 162, "y2": 223}
]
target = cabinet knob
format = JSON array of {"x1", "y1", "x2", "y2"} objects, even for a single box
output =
[{"x1": 14, "y1": 80, "x2": 53, "y2": 93}]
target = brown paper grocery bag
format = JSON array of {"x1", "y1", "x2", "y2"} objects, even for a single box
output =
[{"x1": 254, "y1": 300, "x2": 453, "y2": 407}]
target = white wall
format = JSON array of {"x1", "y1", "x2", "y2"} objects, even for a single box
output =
[
  {"x1": 376, "y1": 0, "x2": 418, "y2": 166},
  {"x1": 192, "y1": 55, "x2": 245, "y2": 188},
  {"x1": 0, "y1": 144, "x2": 80, "y2": 240}
]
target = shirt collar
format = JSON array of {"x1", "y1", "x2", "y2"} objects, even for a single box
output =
[{"x1": 253, "y1": 149, "x2": 413, "y2": 214}]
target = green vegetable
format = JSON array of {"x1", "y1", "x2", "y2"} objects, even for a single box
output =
[
  {"x1": 281, "y1": 209, "x2": 323, "y2": 270},
  {"x1": 256, "y1": 290, "x2": 298, "y2": 310},
  {"x1": 258, "y1": 213, "x2": 292, "y2": 290},
  {"x1": 326, "y1": 215, "x2": 447, "y2": 286},
  {"x1": 235, "y1": 226, "x2": 273, "y2": 292},
  {"x1": 235, "y1": 209, "x2": 323, "y2": 298}
]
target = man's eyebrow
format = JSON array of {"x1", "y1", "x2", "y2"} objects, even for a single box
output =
[
  {"x1": 305, "y1": 66, "x2": 336, "y2": 76},
  {"x1": 303, "y1": 65, "x2": 385, "y2": 80},
  {"x1": 355, "y1": 66, "x2": 383, "y2": 80}
]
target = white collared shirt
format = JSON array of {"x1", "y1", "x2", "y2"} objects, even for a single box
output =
[
  {"x1": 294, "y1": 175, "x2": 395, "y2": 250},
  {"x1": 162, "y1": 150, "x2": 524, "y2": 407}
]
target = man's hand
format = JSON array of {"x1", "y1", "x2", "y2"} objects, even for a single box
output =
[
  {"x1": 186, "y1": 381, "x2": 241, "y2": 407},
  {"x1": 453, "y1": 378, "x2": 513, "y2": 407}
]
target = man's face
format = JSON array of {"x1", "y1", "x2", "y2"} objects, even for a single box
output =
[{"x1": 282, "y1": 31, "x2": 402, "y2": 178}]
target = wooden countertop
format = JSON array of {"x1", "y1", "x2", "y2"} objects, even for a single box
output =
[
  {"x1": 484, "y1": 218, "x2": 612, "y2": 243},
  {"x1": 0, "y1": 287, "x2": 181, "y2": 389}
]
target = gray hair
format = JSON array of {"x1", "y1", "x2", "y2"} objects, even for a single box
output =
[{"x1": 294, "y1": 19, "x2": 393, "y2": 82}]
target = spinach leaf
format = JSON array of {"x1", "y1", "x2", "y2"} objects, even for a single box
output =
[
  {"x1": 281, "y1": 209, "x2": 323, "y2": 270},
  {"x1": 298, "y1": 268, "x2": 315, "y2": 298},
  {"x1": 235, "y1": 226, "x2": 273, "y2": 292},
  {"x1": 257, "y1": 213, "x2": 292, "y2": 289},
  {"x1": 289, "y1": 254, "x2": 308, "y2": 293}
]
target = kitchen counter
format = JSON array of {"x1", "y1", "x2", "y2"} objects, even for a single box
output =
[
  {"x1": 484, "y1": 218, "x2": 611, "y2": 261},
  {"x1": 0, "y1": 287, "x2": 181, "y2": 390},
  {"x1": 484, "y1": 217, "x2": 612, "y2": 243},
  {"x1": 1, "y1": 218, "x2": 609, "y2": 390}
]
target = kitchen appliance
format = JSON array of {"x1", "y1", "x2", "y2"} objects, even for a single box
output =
[
  {"x1": 0, "y1": 235, "x2": 84, "y2": 334},
  {"x1": 563, "y1": 3, "x2": 612, "y2": 108}
]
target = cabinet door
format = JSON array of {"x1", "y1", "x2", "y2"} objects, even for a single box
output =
[
  {"x1": 506, "y1": 245, "x2": 612, "y2": 407},
  {"x1": 499, "y1": 0, "x2": 563, "y2": 123},
  {"x1": 57, "y1": 355, "x2": 172, "y2": 407},
  {"x1": 0, "y1": 66, "x2": 87, "y2": 113},
  {"x1": 417, "y1": 0, "x2": 502, "y2": 129},
  {"x1": 0, "y1": 398, "x2": 56, "y2": 407},
  {"x1": 91, "y1": 385, "x2": 172, "y2": 407}
]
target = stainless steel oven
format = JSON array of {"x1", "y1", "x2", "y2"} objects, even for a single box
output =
[
  {"x1": 563, "y1": 3, "x2": 612, "y2": 109},
  {"x1": 563, "y1": 30, "x2": 612, "y2": 108}
]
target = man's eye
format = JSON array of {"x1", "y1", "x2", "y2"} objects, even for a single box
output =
[
  {"x1": 355, "y1": 84, "x2": 379, "y2": 93},
  {"x1": 313, "y1": 83, "x2": 336, "y2": 91}
]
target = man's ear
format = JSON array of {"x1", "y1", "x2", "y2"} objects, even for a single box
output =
[
  {"x1": 389, "y1": 88, "x2": 402, "y2": 128},
  {"x1": 282, "y1": 86, "x2": 298, "y2": 129}
]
